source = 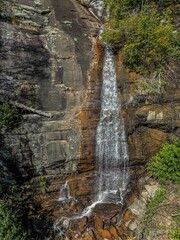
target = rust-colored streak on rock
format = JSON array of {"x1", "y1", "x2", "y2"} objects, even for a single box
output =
[
  {"x1": 77, "y1": 40, "x2": 104, "y2": 173},
  {"x1": 95, "y1": 216, "x2": 103, "y2": 229},
  {"x1": 109, "y1": 225, "x2": 120, "y2": 239},
  {"x1": 126, "y1": 192, "x2": 137, "y2": 207},
  {"x1": 78, "y1": 216, "x2": 88, "y2": 233},
  {"x1": 99, "y1": 229, "x2": 112, "y2": 239},
  {"x1": 123, "y1": 209, "x2": 133, "y2": 222},
  {"x1": 92, "y1": 229, "x2": 104, "y2": 240}
]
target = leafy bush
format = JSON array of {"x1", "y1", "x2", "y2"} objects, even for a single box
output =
[
  {"x1": 148, "y1": 139, "x2": 180, "y2": 184},
  {"x1": 170, "y1": 210, "x2": 180, "y2": 240},
  {"x1": 170, "y1": 30, "x2": 180, "y2": 60},
  {"x1": 169, "y1": 223, "x2": 180, "y2": 240},
  {"x1": 122, "y1": 6, "x2": 174, "y2": 73},
  {"x1": 0, "y1": 102, "x2": 17, "y2": 128},
  {"x1": 105, "y1": 0, "x2": 141, "y2": 22},
  {"x1": 0, "y1": 201, "x2": 27, "y2": 240},
  {"x1": 102, "y1": 1, "x2": 179, "y2": 73}
]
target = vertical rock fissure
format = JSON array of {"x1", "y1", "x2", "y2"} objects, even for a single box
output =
[{"x1": 96, "y1": 47, "x2": 129, "y2": 203}]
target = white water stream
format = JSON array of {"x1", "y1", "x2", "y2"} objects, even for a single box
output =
[
  {"x1": 87, "y1": 0, "x2": 105, "y2": 18},
  {"x1": 96, "y1": 48, "x2": 129, "y2": 204},
  {"x1": 58, "y1": 181, "x2": 72, "y2": 202}
]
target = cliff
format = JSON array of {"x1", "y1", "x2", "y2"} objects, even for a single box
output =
[{"x1": 0, "y1": 0, "x2": 179, "y2": 239}]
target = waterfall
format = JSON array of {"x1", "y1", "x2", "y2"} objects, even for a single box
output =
[
  {"x1": 55, "y1": 4, "x2": 130, "y2": 224},
  {"x1": 96, "y1": 48, "x2": 129, "y2": 203},
  {"x1": 87, "y1": 0, "x2": 105, "y2": 18},
  {"x1": 58, "y1": 181, "x2": 71, "y2": 202}
]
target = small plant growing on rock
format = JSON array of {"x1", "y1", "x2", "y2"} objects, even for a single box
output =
[
  {"x1": 39, "y1": 176, "x2": 48, "y2": 194},
  {"x1": 148, "y1": 139, "x2": 180, "y2": 185},
  {"x1": 143, "y1": 188, "x2": 166, "y2": 237},
  {"x1": 11, "y1": 16, "x2": 19, "y2": 25},
  {"x1": 0, "y1": 102, "x2": 18, "y2": 128},
  {"x1": 0, "y1": 201, "x2": 27, "y2": 240},
  {"x1": 169, "y1": 223, "x2": 180, "y2": 240}
]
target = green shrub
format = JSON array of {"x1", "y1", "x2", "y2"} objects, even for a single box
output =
[
  {"x1": 0, "y1": 102, "x2": 17, "y2": 128},
  {"x1": 105, "y1": 0, "x2": 178, "y2": 22},
  {"x1": 169, "y1": 224, "x2": 180, "y2": 240},
  {"x1": 148, "y1": 139, "x2": 180, "y2": 184},
  {"x1": 102, "y1": 4, "x2": 176, "y2": 73},
  {"x1": 105, "y1": 0, "x2": 141, "y2": 22},
  {"x1": 0, "y1": 201, "x2": 27, "y2": 240},
  {"x1": 170, "y1": 31, "x2": 180, "y2": 61},
  {"x1": 101, "y1": 28, "x2": 121, "y2": 46},
  {"x1": 122, "y1": 6, "x2": 174, "y2": 73},
  {"x1": 102, "y1": 1, "x2": 179, "y2": 74}
]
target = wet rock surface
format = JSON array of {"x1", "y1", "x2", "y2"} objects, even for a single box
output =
[
  {"x1": 0, "y1": 0, "x2": 100, "y2": 238},
  {"x1": 0, "y1": 0, "x2": 179, "y2": 239}
]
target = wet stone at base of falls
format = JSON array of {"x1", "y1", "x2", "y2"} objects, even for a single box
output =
[
  {"x1": 92, "y1": 202, "x2": 121, "y2": 218},
  {"x1": 52, "y1": 199, "x2": 132, "y2": 240}
]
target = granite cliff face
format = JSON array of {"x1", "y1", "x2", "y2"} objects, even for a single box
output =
[
  {"x1": 0, "y1": 0, "x2": 98, "y2": 179},
  {"x1": 0, "y1": 0, "x2": 179, "y2": 239}
]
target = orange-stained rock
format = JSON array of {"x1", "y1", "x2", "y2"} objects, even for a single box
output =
[
  {"x1": 78, "y1": 216, "x2": 88, "y2": 233},
  {"x1": 121, "y1": 223, "x2": 127, "y2": 232},
  {"x1": 83, "y1": 230, "x2": 95, "y2": 240},
  {"x1": 99, "y1": 229, "x2": 112, "y2": 239},
  {"x1": 123, "y1": 209, "x2": 133, "y2": 222},
  {"x1": 126, "y1": 192, "x2": 137, "y2": 207},
  {"x1": 129, "y1": 71, "x2": 139, "y2": 82},
  {"x1": 128, "y1": 127, "x2": 168, "y2": 162},
  {"x1": 93, "y1": 229, "x2": 104, "y2": 240},
  {"x1": 77, "y1": 40, "x2": 103, "y2": 173},
  {"x1": 115, "y1": 225, "x2": 126, "y2": 239},
  {"x1": 95, "y1": 216, "x2": 103, "y2": 229},
  {"x1": 109, "y1": 225, "x2": 120, "y2": 239},
  {"x1": 77, "y1": 110, "x2": 100, "y2": 122}
]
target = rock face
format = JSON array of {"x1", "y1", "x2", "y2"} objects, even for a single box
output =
[
  {"x1": 0, "y1": 0, "x2": 179, "y2": 239},
  {"x1": 116, "y1": 54, "x2": 180, "y2": 163},
  {"x1": 0, "y1": 0, "x2": 97, "y2": 177}
]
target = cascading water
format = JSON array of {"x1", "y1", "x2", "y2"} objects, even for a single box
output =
[
  {"x1": 55, "y1": 3, "x2": 130, "y2": 227},
  {"x1": 58, "y1": 181, "x2": 72, "y2": 202},
  {"x1": 76, "y1": 48, "x2": 129, "y2": 217},
  {"x1": 96, "y1": 47, "x2": 129, "y2": 203},
  {"x1": 87, "y1": 0, "x2": 105, "y2": 18}
]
